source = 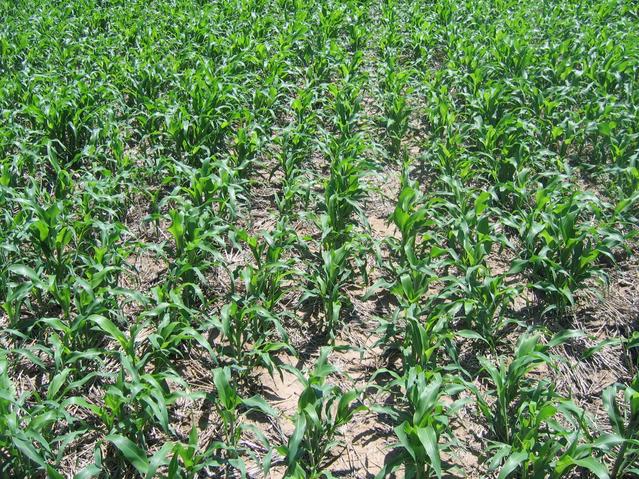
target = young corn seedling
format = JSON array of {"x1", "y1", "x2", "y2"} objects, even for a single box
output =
[
  {"x1": 209, "y1": 367, "x2": 276, "y2": 478},
  {"x1": 440, "y1": 184, "x2": 497, "y2": 272},
  {"x1": 474, "y1": 333, "x2": 563, "y2": 443},
  {"x1": 176, "y1": 158, "x2": 245, "y2": 217},
  {"x1": 374, "y1": 256, "x2": 448, "y2": 371},
  {"x1": 229, "y1": 117, "x2": 261, "y2": 181},
  {"x1": 166, "y1": 426, "x2": 221, "y2": 479},
  {"x1": 602, "y1": 376, "x2": 639, "y2": 478},
  {"x1": 388, "y1": 178, "x2": 436, "y2": 268},
  {"x1": 213, "y1": 300, "x2": 291, "y2": 378},
  {"x1": 319, "y1": 134, "x2": 369, "y2": 250},
  {"x1": 210, "y1": 227, "x2": 295, "y2": 375},
  {"x1": 446, "y1": 266, "x2": 518, "y2": 350},
  {"x1": 22, "y1": 83, "x2": 98, "y2": 165},
  {"x1": 329, "y1": 68, "x2": 364, "y2": 140},
  {"x1": 273, "y1": 126, "x2": 312, "y2": 217},
  {"x1": 380, "y1": 62, "x2": 412, "y2": 158},
  {"x1": 102, "y1": 434, "x2": 176, "y2": 479},
  {"x1": 142, "y1": 288, "x2": 217, "y2": 370},
  {"x1": 485, "y1": 386, "x2": 609, "y2": 479},
  {"x1": 376, "y1": 368, "x2": 464, "y2": 479},
  {"x1": 17, "y1": 195, "x2": 73, "y2": 285},
  {"x1": 474, "y1": 333, "x2": 609, "y2": 478},
  {"x1": 165, "y1": 205, "x2": 227, "y2": 306},
  {"x1": 4, "y1": 263, "x2": 48, "y2": 330},
  {"x1": 85, "y1": 319, "x2": 185, "y2": 439},
  {"x1": 233, "y1": 226, "x2": 296, "y2": 311},
  {"x1": 272, "y1": 87, "x2": 316, "y2": 217},
  {"x1": 101, "y1": 361, "x2": 180, "y2": 439},
  {"x1": 0, "y1": 353, "x2": 64, "y2": 477},
  {"x1": 302, "y1": 243, "x2": 352, "y2": 338},
  {"x1": 160, "y1": 77, "x2": 232, "y2": 162},
  {"x1": 402, "y1": 307, "x2": 451, "y2": 372},
  {"x1": 505, "y1": 185, "x2": 624, "y2": 314},
  {"x1": 279, "y1": 348, "x2": 365, "y2": 478}
]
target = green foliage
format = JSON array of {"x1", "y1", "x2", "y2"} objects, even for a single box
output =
[
  {"x1": 0, "y1": 0, "x2": 637, "y2": 476},
  {"x1": 0, "y1": 354, "x2": 66, "y2": 476},
  {"x1": 376, "y1": 368, "x2": 463, "y2": 479},
  {"x1": 279, "y1": 348, "x2": 365, "y2": 478},
  {"x1": 603, "y1": 377, "x2": 639, "y2": 478},
  {"x1": 302, "y1": 244, "x2": 352, "y2": 337},
  {"x1": 506, "y1": 184, "x2": 624, "y2": 313},
  {"x1": 474, "y1": 333, "x2": 610, "y2": 478}
]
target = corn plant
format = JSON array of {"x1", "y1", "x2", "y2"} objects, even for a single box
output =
[
  {"x1": 376, "y1": 368, "x2": 464, "y2": 479},
  {"x1": 602, "y1": 376, "x2": 639, "y2": 478},
  {"x1": 159, "y1": 78, "x2": 233, "y2": 162},
  {"x1": 233, "y1": 227, "x2": 296, "y2": 311},
  {"x1": 164, "y1": 205, "x2": 227, "y2": 306},
  {"x1": 209, "y1": 367, "x2": 276, "y2": 477},
  {"x1": 208, "y1": 227, "x2": 296, "y2": 375},
  {"x1": 301, "y1": 244, "x2": 352, "y2": 338},
  {"x1": 373, "y1": 256, "x2": 449, "y2": 372},
  {"x1": 273, "y1": 126, "x2": 312, "y2": 216},
  {"x1": 21, "y1": 82, "x2": 101, "y2": 165},
  {"x1": 439, "y1": 184, "x2": 498, "y2": 271},
  {"x1": 0, "y1": 353, "x2": 65, "y2": 477},
  {"x1": 279, "y1": 348, "x2": 365, "y2": 478},
  {"x1": 401, "y1": 307, "x2": 450, "y2": 372},
  {"x1": 505, "y1": 185, "x2": 625, "y2": 313},
  {"x1": 380, "y1": 61, "x2": 412, "y2": 158},
  {"x1": 475, "y1": 334, "x2": 565, "y2": 443},
  {"x1": 474, "y1": 333, "x2": 609, "y2": 478},
  {"x1": 167, "y1": 427, "x2": 218, "y2": 479},
  {"x1": 212, "y1": 301, "x2": 291, "y2": 377},
  {"x1": 103, "y1": 434, "x2": 175, "y2": 479},
  {"x1": 320, "y1": 135, "x2": 369, "y2": 250},
  {"x1": 445, "y1": 267, "x2": 518, "y2": 350},
  {"x1": 16, "y1": 195, "x2": 74, "y2": 284},
  {"x1": 484, "y1": 389, "x2": 609, "y2": 479},
  {"x1": 174, "y1": 158, "x2": 246, "y2": 219},
  {"x1": 388, "y1": 179, "x2": 435, "y2": 267}
]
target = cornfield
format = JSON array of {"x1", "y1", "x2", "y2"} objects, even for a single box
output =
[{"x1": 1, "y1": 0, "x2": 638, "y2": 477}]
